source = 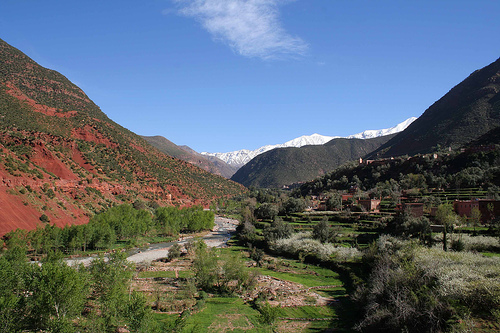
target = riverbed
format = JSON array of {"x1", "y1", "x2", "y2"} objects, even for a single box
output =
[{"x1": 66, "y1": 215, "x2": 238, "y2": 266}]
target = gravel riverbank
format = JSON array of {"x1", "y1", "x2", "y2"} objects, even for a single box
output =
[{"x1": 67, "y1": 215, "x2": 239, "y2": 266}]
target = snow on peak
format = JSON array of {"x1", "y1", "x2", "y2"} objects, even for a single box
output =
[
  {"x1": 201, "y1": 117, "x2": 416, "y2": 167},
  {"x1": 347, "y1": 117, "x2": 417, "y2": 139}
]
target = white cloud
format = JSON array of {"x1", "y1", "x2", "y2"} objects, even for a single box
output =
[{"x1": 173, "y1": 0, "x2": 308, "y2": 60}]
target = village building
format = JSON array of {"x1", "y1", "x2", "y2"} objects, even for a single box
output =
[
  {"x1": 396, "y1": 202, "x2": 424, "y2": 218},
  {"x1": 454, "y1": 199, "x2": 500, "y2": 222},
  {"x1": 358, "y1": 199, "x2": 381, "y2": 213}
]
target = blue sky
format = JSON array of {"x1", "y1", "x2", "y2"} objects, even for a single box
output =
[{"x1": 1, "y1": 1, "x2": 499, "y2": 153}]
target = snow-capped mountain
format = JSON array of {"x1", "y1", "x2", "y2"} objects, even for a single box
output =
[
  {"x1": 202, "y1": 117, "x2": 416, "y2": 168},
  {"x1": 347, "y1": 117, "x2": 417, "y2": 139}
]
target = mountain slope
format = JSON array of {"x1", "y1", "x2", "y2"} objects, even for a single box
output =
[
  {"x1": 369, "y1": 57, "x2": 500, "y2": 158},
  {"x1": 0, "y1": 38, "x2": 245, "y2": 236},
  {"x1": 202, "y1": 118, "x2": 415, "y2": 168},
  {"x1": 142, "y1": 135, "x2": 238, "y2": 178},
  {"x1": 466, "y1": 126, "x2": 500, "y2": 147},
  {"x1": 231, "y1": 134, "x2": 395, "y2": 188}
]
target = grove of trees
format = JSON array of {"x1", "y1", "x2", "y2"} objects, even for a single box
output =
[{"x1": 2, "y1": 204, "x2": 215, "y2": 257}]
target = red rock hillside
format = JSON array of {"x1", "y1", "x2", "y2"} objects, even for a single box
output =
[{"x1": 0, "y1": 38, "x2": 246, "y2": 236}]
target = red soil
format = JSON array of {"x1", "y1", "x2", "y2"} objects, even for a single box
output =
[
  {"x1": 0, "y1": 185, "x2": 90, "y2": 236},
  {"x1": 0, "y1": 188, "x2": 41, "y2": 235},
  {"x1": 71, "y1": 146, "x2": 96, "y2": 174},
  {"x1": 4, "y1": 82, "x2": 78, "y2": 118},
  {"x1": 71, "y1": 125, "x2": 117, "y2": 148},
  {"x1": 30, "y1": 142, "x2": 78, "y2": 180}
]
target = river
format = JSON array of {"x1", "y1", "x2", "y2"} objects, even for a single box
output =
[{"x1": 66, "y1": 215, "x2": 239, "y2": 266}]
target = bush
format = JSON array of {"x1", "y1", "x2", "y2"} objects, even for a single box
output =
[
  {"x1": 270, "y1": 232, "x2": 361, "y2": 262},
  {"x1": 167, "y1": 243, "x2": 182, "y2": 261},
  {"x1": 263, "y1": 217, "x2": 293, "y2": 244},
  {"x1": 312, "y1": 217, "x2": 336, "y2": 243},
  {"x1": 356, "y1": 236, "x2": 500, "y2": 331},
  {"x1": 456, "y1": 234, "x2": 500, "y2": 252},
  {"x1": 258, "y1": 301, "x2": 279, "y2": 325}
]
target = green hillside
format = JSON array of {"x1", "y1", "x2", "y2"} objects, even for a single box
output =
[
  {"x1": 142, "y1": 135, "x2": 237, "y2": 178},
  {"x1": 370, "y1": 57, "x2": 500, "y2": 158}
]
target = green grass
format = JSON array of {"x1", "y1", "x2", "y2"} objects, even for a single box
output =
[
  {"x1": 315, "y1": 286, "x2": 348, "y2": 298},
  {"x1": 258, "y1": 261, "x2": 342, "y2": 288},
  {"x1": 151, "y1": 312, "x2": 179, "y2": 323},
  {"x1": 482, "y1": 252, "x2": 500, "y2": 258},
  {"x1": 276, "y1": 305, "x2": 337, "y2": 319},
  {"x1": 182, "y1": 297, "x2": 269, "y2": 332}
]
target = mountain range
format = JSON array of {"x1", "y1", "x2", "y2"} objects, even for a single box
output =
[
  {"x1": 231, "y1": 134, "x2": 396, "y2": 188},
  {"x1": 0, "y1": 38, "x2": 245, "y2": 236},
  {"x1": 202, "y1": 117, "x2": 416, "y2": 168},
  {"x1": 229, "y1": 56, "x2": 500, "y2": 189}
]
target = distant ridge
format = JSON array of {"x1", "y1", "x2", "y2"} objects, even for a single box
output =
[
  {"x1": 202, "y1": 117, "x2": 416, "y2": 168},
  {"x1": 142, "y1": 135, "x2": 238, "y2": 178},
  {"x1": 230, "y1": 134, "x2": 396, "y2": 188}
]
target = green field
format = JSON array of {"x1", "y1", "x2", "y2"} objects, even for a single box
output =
[{"x1": 183, "y1": 298, "x2": 267, "y2": 332}]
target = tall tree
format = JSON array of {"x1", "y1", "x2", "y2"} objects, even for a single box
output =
[{"x1": 435, "y1": 204, "x2": 457, "y2": 251}]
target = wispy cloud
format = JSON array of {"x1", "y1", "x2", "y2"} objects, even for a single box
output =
[{"x1": 172, "y1": 0, "x2": 308, "y2": 60}]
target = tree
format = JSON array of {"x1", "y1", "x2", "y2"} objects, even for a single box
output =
[
  {"x1": 220, "y1": 252, "x2": 250, "y2": 294},
  {"x1": 282, "y1": 197, "x2": 306, "y2": 215},
  {"x1": 470, "y1": 207, "x2": 482, "y2": 236},
  {"x1": 388, "y1": 211, "x2": 432, "y2": 243},
  {"x1": 326, "y1": 191, "x2": 342, "y2": 211},
  {"x1": 193, "y1": 246, "x2": 253, "y2": 295},
  {"x1": 27, "y1": 259, "x2": 88, "y2": 330},
  {"x1": 312, "y1": 217, "x2": 336, "y2": 243},
  {"x1": 192, "y1": 247, "x2": 219, "y2": 292},
  {"x1": 0, "y1": 246, "x2": 29, "y2": 333},
  {"x1": 263, "y1": 217, "x2": 294, "y2": 244},
  {"x1": 435, "y1": 204, "x2": 457, "y2": 251},
  {"x1": 250, "y1": 247, "x2": 265, "y2": 267},
  {"x1": 255, "y1": 203, "x2": 279, "y2": 220},
  {"x1": 241, "y1": 206, "x2": 255, "y2": 224},
  {"x1": 237, "y1": 221, "x2": 258, "y2": 245},
  {"x1": 88, "y1": 252, "x2": 134, "y2": 330},
  {"x1": 355, "y1": 240, "x2": 451, "y2": 332}
]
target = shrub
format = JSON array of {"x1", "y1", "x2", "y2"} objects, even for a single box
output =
[
  {"x1": 258, "y1": 301, "x2": 279, "y2": 325},
  {"x1": 457, "y1": 234, "x2": 499, "y2": 252},
  {"x1": 270, "y1": 232, "x2": 361, "y2": 262},
  {"x1": 167, "y1": 243, "x2": 182, "y2": 261},
  {"x1": 356, "y1": 236, "x2": 500, "y2": 331},
  {"x1": 312, "y1": 217, "x2": 337, "y2": 243}
]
